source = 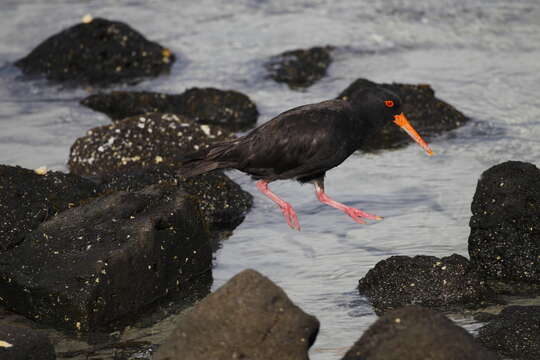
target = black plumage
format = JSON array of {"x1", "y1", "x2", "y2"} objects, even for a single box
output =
[{"x1": 178, "y1": 86, "x2": 432, "y2": 230}]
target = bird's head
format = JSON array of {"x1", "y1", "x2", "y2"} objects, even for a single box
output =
[{"x1": 348, "y1": 87, "x2": 433, "y2": 156}]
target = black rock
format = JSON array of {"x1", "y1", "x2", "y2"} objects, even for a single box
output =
[
  {"x1": 265, "y1": 46, "x2": 333, "y2": 89},
  {"x1": 173, "y1": 87, "x2": 259, "y2": 131},
  {"x1": 0, "y1": 165, "x2": 100, "y2": 253},
  {"x1": 477, "y1": 306, "x2": 540, "y2": 360},
  {"x1": 468, "y1": 161, "x2": 540, "y2": 295},
  {"x1": 0, "y1": 184, "x2": 212, "y2": 332},
  {"x1": 154, "y1": 269, "x2": 319, "y2": 360},
  {"x1": 473, "y1": 312, "x2": 498, "y2": 323},
  {"x1": 0, "y1": 324, "x2": 56, "y2": 360},
  {"x1": 81, "y1": 88, "x2": 259, "y2": 131},
  {"x1": 68, "y1": 113, "x2": 234, "y2": 177},
  {"x1": 358, "y1": 254, "x2": 497, "y2": 314},
  {"x1": 99, "y1": 164, "x2": 253, "y2": 232},
  {"x1": 338, "y1": 78, "x2": 469, "y2": 152},
  {"x1": 15, "y1": 18, "x2": 175, "y2": 86},
  {"x1": 342, "y1": 306, "x2": 500, "y2": 360}
]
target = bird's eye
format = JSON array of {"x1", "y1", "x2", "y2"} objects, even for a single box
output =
[{"x1": 384, "y1": 100, "x2": 394, "y2": 108}]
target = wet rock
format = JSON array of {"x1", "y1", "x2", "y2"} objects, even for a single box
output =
[
  {"x1": 473, "y1": 312, "x2": 498, "y2": 323},
  {"x1": 0, "y1": 184, "x2": 212, "y2": 332},
  {"x1": 99, "y1": 164, "x2": 253, "y2": 232},
  {"x1": 14, "y1": 18, "x2": 175, "y2": 86},
  {"x1": 342, "y1": 306, "x2": 500, "y2": 360},
  {"x1": 0, "y1": 324, "x2": 56, "y2": 360},
  {"x1": 174, "y1": 88, "x2": 259, "y2": 131},
  {"x1": 358, "y1": 254, "x2": 497, "y2": 314},
  {"x1": 68, "y1": 113, "x2": 234, "y2": 177},
  {"x1": 154, "y1": 269, "x2": 319, "y2": 360},
  {"x1": 0, "y1": 165, "x2": 100, "y2": 253},
  {"x1": 81, "y1": 88, "x2": 259, "y2": 131},
  {"x1": 477, "y1": 306, "x2": 540, "y2": 360},
  {"x1": 338, "y1": 78, "x2": 469, "y2": 152},
  {"x1": 265, "y1": 46, "x2": 333, "y2": 89},
  {"x1": 81, "y1": 91, "x2": 181, "y2": 120},
  {"x1": 468, "y1": 161, "x2": 540, "y2": 295}
]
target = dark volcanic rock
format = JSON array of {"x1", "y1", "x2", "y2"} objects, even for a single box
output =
[
  {"x1": 15, "y1": 18, "x2": 175, "y2": 86},
  {"x1": 0, "y1": 165, "x2": 100, "y2": 253},
  {"x1": 477, "y1": 306, "x2": 540, "y2": 360},
  {"x1": 68, "y1": 113, "x2": 234, "y2": 177},
  {"x1": 342, "y1": 306, "x2": 499, "y2": 360},
  {"x1": 99, "y1": 164, "x2": 253, "y2": 232},
  {"x1": 338, "y1": 78, "x2": 469, "y2": 152},
  {"x1": 81, "y1": 88, "x2": 259, "y2": 131},
  {"x1": 154, "y1": 269, "x2": 319, "y2": 360},
  {"x1": 358, "y1": 254, "x2": 496, "y2": 314},
  {"x1": 468, "y1": 161, "x2": 540, "y2": 295},
  {"x1": 0, "y1": 324, "x2": 56, "y2": 360},
  {"x1": 0, "y1": 184, "x2": 212, "y2": 332},
  {"x1": 81, "y1": 91, "x2": 180, "y2": 120},
  {"x1": 175, "y1": 88, "x2": 259, "y2": 131},
  {"x1": 265, "y1": 46, "x2": 333, "y2": 89}
]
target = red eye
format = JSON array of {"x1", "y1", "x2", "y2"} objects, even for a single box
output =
[{"x1": 385, "y1": 100, "x2": 394, "y2": 108}]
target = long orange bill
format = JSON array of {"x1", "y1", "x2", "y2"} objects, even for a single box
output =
[{"x1": 393, "y1": 113, "x2": 434, "y2": 156}]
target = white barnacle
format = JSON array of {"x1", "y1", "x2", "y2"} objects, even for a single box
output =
[{"x1": 200, "y1": 124, "x2": 211, "y2": 136}]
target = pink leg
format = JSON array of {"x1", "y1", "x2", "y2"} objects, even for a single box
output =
[
  {"x1": 314, "y1": 181, "x2": 383, "y2": 224},
  {"x1": 256, "y1": 180, "x2": 301, "y2": 231}
]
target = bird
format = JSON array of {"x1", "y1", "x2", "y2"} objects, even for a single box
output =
[{"x1": 178, "y1": 85, "x2": 433, "y2": 230}]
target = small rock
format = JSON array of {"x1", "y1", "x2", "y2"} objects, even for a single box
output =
[
  {"x1": 338, "y1": 78, "x2": 469, "y2": 152},
  {"x1": 81, "y1": 88, "x2": 259, "y2": 131},
  {"x1": 468, "y1": 161, "x2": 540, "y2": 295},
  {"x1": 0, "y1": 324, "x2": 56, "y2": 360},
  {"x1": 154, "y1": 269, "x2": 319, "y2": 360},
  {"x1": 477, "y1": 306, "x2": 540, "y2": 360},
  {"x1": 0, "y1": 165, "x2": 100, "y2": 253},
  {"x1": 68, "y1": 113, "x2": 234, "y2": 177},
  {"x1": 265, "y1": 46, "x2": 333, "y2": 89},
  {"x1": 342, "y1": 306, "x2": 499, "y2": 360},
  {"x1": 15, "y1": 18, "x2": 175, "y2": 86},
  {"x1": 358, "y1": 254, "x2": 497, "y2": 314},
  {"x1": 0, "y1": 184, "x2": 212, "y2": 332}
]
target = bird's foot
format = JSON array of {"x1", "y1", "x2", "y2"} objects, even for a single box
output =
[
  {"x1": 344, "y1": 207, "x2": 383, "y2": 224},
  {"x1": 280, "y1": 203, "x2": 301, "y2": 231}
]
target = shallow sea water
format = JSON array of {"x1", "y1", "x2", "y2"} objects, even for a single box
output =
[{"x1": 1, "y1": 0, "x2": 540, "y2": 358}]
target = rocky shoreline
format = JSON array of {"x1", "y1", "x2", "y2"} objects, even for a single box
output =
[{"x1": 2, "y1": 16, "x2": 538, "y2": 360}]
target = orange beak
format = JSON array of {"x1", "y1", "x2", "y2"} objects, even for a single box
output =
[{"x1": 393, "y1": 113, "x2": 433, "y2": 156}]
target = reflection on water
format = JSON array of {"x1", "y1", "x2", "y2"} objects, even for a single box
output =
[{"x1": 1, "y1": 1, "x2": 540, "y2": 359}]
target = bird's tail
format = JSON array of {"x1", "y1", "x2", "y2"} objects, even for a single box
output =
[{"x1": 177, "y1": 140, "x2": 237, "y2": 178}]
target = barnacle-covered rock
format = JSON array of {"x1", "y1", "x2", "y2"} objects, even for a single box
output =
[
  {"x1": 343, "y1": 306, "x2": 499, "y2": 360},
  {"x1": 99, "y1": 164, "x2": 252, "y2": 233},
  {"x1": 0, "y1": 165, "x2": 100, "y2": 253},
  {"x1": 80, "y1": 88, "x2": 259, "y2": 131},
  {"x1": 0, "y1": 184, "x2": 212, "y2": 332},
  {"x1": 15, "y1": 18, "x2": 175, "y2": 86},
  {"x1": 358, "y1": 254, "x2": 497, "y2": 314},
  {"x1": 265, "y1": 46, "x2": 333, "y2": 89},
  {"x1": 68, "y1": 113, "x2": 234, "y2": 176},
  {"x1": 477, "y1": 306, "x2": 540, "y2": 360},
  {"x1": 469, "y1": 161, "x2": 540, "y2": 295}
]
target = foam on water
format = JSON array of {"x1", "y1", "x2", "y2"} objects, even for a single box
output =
[{"x1": 1, "y1": 1, "x2": 540, "y2": 358}]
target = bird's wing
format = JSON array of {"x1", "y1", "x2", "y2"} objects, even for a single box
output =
[{"x1": 229, "y1": 100, "x2": 357, "y2": 179}]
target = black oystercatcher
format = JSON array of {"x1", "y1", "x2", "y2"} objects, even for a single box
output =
[{"x1": 179, "y1": 87, "x2": 433, "y2": 230}]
